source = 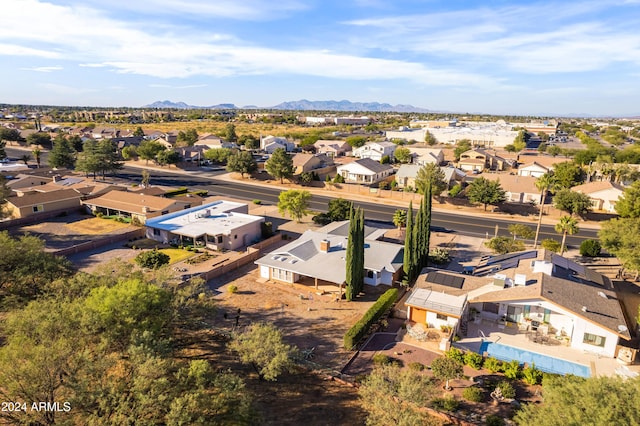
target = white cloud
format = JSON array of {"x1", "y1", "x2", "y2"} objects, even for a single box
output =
[
  {"x1": 149, "y1": 83, "x2": 209, "y2": 89},
  {"x1": 20, "y1": 66, "x2": 63, "y2": 72}
]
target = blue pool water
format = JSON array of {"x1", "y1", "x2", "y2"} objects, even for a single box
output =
[{"x1": 479, "y1": 341, "x2": 591, "y2": 378}]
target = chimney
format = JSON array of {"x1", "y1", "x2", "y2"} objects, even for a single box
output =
[
  {"x1": 52, "y1": 175, "x2": 61, "y2": 182},
  {"x1": 319, "y1": 239, "x2": 330, "y2": 253},
  {"x1": 142, "y1": 206, "x2": 149, "y2": 213}
]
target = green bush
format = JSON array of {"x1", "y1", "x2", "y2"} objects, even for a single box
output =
[
  {"x1": 463, "y1": 352, "x2": 484, "y2": 370},
  {"x1": 579, "y1": 239, "x2": 602, "y2": 257},
  {"x1": 408, "y1": 362, "x2": 425, "y2": 371},
  {"x1": 343, "y1": 288, "x2": 398, "y2": 350},
  {"x1": 96, "y1": 211, "x2": 104, "y2": 218},
  {"x1": 227, "y1": 285, "x2": 238, "y2": 294},
  {"x1": 444, "y1": 347, "x2": 465, "y2": 363},
  {"x1": 448, "y1": 183, "x2": 463, "y2": 198},
  {"x1": 522, "y1": 364, "x2": 543, "y2": 385},
  {"x1": 428, "y1": 247, "x2": 450, "y2": 265},
  {"x1": 372, "y1": 353, "x2": 391, "y2": 366},
  {"x1": 431, "y1": 396, "x2": 459, "y2": 412},
  {"x1": 485, "y1": 414, "x2": 505, "y2": 426},
  {"x1": 164, "y1": 187, "x2": 188, "y2": 197},
  {"x1": 503, "y1": 360, "x2": 521, "y2": 379},
  {"x1": 462, "y1": 386, "x2": 484, "y2": 402},
  {"x1": 496, "y1": 380, "x2": 516, "y2": 399},
  {"x1": 252, "y1": 199, "x2": 262, "y2": 205},
  {"x1": 134, "y1": 249, "x2": 170, "y2": 269},
  {"x1": 541, "y1": 238, "x2": 562, "y2": 253},
  {"x1": 260, "y1": 221, "x2": 274, "y2": 238},
  {"x1": 484, "y1": 357, "x2": 502, "y2": 373}
]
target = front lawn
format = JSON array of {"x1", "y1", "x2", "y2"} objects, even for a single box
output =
[
  {"x1": 158, "y1": 248, "x2": 196, "y2": 264},
  {"x1": 66, "y1": 217, "x2": 131, "y2": 234}
]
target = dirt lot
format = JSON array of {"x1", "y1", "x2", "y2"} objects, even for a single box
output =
[{"x1": 12, "y1": 213, "x2": 135, "y2": 250}]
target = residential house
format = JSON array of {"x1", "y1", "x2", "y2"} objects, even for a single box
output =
[
  {"x1": 82, "y1": 190, "x2": 198, "y2": 223},
  {"x1": 408, "y1": 250, "x2": 634, "y2": 373},
  {"x1": 336, "y1": 158, "x2": 394, "y2": 185},
  {"x1": 406, "y1": 147, "x2": 445, "y2": 166},
  {"x1": 24, "y1": 175, "x2": 125, "y2": 198},
  {"x1": 91, "y1": 127, "x2": 119, "y2": 140},
  {"x1": 292, "y1": 153, "x2": 333, "y2": 175},
  {"x1": 6, "y1": 188, "x2": 83, "y2": 219},
  {"x1": 313, "y1": 140, "x2": 352, "y2": 158},
  {"x1": 5, "y1": 174, "x2": 52, "y2": 190},
  {"x1": 261, "y1": 135, "x2": 295, "y2": 153},
  {"x1": 405, "y1": 288, "x2": 467, "y2": 331},
  {"x1": 395, "y1": 164, "x2": 465, "y2": 191},
  {"x1": 255, "y1": 221, "x2": 404, "y2": 289},
  {"x1": 195, "y1": 134, "x2": 238, "y2": 150},
  {"x1": 571, "y1": 181, "x2": 625, "y2": 213},
  {"x1": 145, "y1": 200, "x2": 264, "y2": 250},
  {"x1": 458, "y1": 148, "x2": 510, "y2": 172},
  {"x1": 484, "y1": 174, "x2": 540, "y2": 204},
  {"x1": 353, "y1": 141, "x2": 397, "y2": 162},
  {"x1": 518, "y1": 162, "x2": 550, "y2": 178}
]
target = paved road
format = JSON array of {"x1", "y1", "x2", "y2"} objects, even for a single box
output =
[{"x1": 119, "y1": 165, "x2": 598, "y2": 247}]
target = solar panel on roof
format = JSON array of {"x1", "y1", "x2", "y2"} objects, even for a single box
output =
[{"x1": 425, "y1": 271, "x2": 465, "y2": 289}]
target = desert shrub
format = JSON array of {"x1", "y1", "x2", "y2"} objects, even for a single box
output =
[
  {"x1": 164, "y1": 187, "x2": 188, "y2": 197},
  {"x1": 496, "y1": 380, "x2": 516, "y2": 399},
  {"x1": 484, "y1": 357, "x2": 503, "y2": 373},
  {"x1": 462, "y1": 386, "x2": 484, "y2": 402},
  {"x1": 580, "y1": 239, "x2": 602, "y2": 257},
  {"x1": 431, "y1": 396, "x2": 459, "y2": 412},
  {"x1": 260, "y1": 221, "x2": 274, "y2": 238},
  {"x1": 444, "y1": 347, "x2": 465, "y2": 363},
  {"x1": 503, "y1": 360, "x2": 521, "y2": 379},
  {"x1": 227, "y1": 285, "x2": 238, "y2": 294},
  {"x1": 343, "y1": 288, "x2": 398, "y2": 350},
  {"x1": 333, "y1": 174, "x2": 344, "y2": 184},
  {"x1": 541, "y1": 238, "x2": 562, "y2": 253},
  {"x1": 429, "y1": 247, "x2": 450, "y2": 265},
  {"x1": 522, "y1": 364, "x2": 544, "y2": 385},
  {"x1": 485, "y1": 236, "x2": 525, "y2": 254},
  {"x1": 372, "y1": 353, "x2": 391, "y2": 366},
  {"x1": 409, "y1": 362, "x2": 425, "y2": 372},
  {"x1": 464, "y1": 352, "x2": 484, "y2": 370},
  {"x1": 96, "y1": 211, "x2": 104, "y2": 218},
  {"x1": 134, "y1": 249, "x2": 170, "y2": 269},
  {"x1": 252, "y1": 199, "x2": 262, "y2": 204},
  {"x1": 485, "y1": 414, "x2": 505, "y2": 426},
  {"x1": 312, "y1": 213, "x2": 332, "y2": 225}
]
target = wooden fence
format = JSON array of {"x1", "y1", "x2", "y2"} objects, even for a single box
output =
[
  {"x1": 0, "y1": 207, "x2": 85, "y2": 231},
  {"x1": 54, "y1": 228, "x2": 146, "y2": 256}
]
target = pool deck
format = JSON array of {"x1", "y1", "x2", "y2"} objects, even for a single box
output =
[{"x1": 457, "y1": 319, "x2": 640, "y2": 378}]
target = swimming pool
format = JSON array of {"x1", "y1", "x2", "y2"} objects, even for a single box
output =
[{"x1": 479, "y1": 341, "x2": 591, "y2": 377}]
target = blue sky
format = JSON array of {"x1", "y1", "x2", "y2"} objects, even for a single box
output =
[{"x1": 2, "y1": 0, "x2": 640, "y2": 116}]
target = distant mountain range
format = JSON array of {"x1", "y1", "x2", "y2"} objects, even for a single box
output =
[{"x1": 143, "y1": 99, "x2": 431, "y2": 113}]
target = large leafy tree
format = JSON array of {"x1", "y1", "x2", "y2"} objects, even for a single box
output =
[
  {"x1": 176, "y1": 129, "x2": 198, "y2": 146},
  {"x1": 508, "y1": 223, "x2": 535, "y2": 241},
  {"x1": 277, "y1": 189, "x2": 311, "y2": 223},
  {"x1": 599, "y1": 218, "x2": 640, "y2": 279},
  {"x1": 228, "y1": 323, "x2": 297, "y2": 381},
  {"x1": 514, "y1": 375, "x2": 640, "y2": 426},
  {"x1": 49, "y1": 134, "x2": 76, "y2": 169},
  {"x1": 359, "y1": 364, "x2": 441, "y2": 426},
  {"x1": 553, "y1": 161, "x2": 585, "y2": 189},
  {"x1": 553, "y1": 189, "x2": 592, "y2": 218},
  {"x1": 204, "y1": 147, "x2": 233, "y2": 164},
  {"x1": 555, "y1": 215, "x2": 579, "y2": 256},
  {"x1": 615, "y1": 181, "x2": 640, "y2": 218},
  {"x1": 467, "y1": 177, "x2": 506, "y2": 211},
  {"x1": 430, "y1": 357, "x2": 463, "y2": 391},
  {"x1": 533, "y1": 173, "x2": 560, "y2": 247},
  {"x1": 76, "y1": 140, "x2": 123, "y2": 179},
  {"x1": 26, "y1": 131, "x2": 52, "y2": 148},
  {"x1": 453, "y1": 139, "x2": 472, "y2": 161},
  {"x1": 225, "y1": 123, "x2": 238, "y2": 143},
  {"x1": 393, "y1": 146, "x2": 412, "y2": 163},
  {"x1": 415, "y1": 163, "x2": 447, "y2": 197},
  {"x1": 137, "y1": 140, "x2": 166, "y2": 164},
  {"x1": 264, "y1": 148, "x2": 294, "y2": 183},
  {"x1": 0, "y1": 127, "x2": 21, "y2": 145},
  {"x1": 226, "y1": 151, "x2": 257, "y2": 177},
  {"x1": 156, "y1": 149, "x2": 180, "y2": 167}
]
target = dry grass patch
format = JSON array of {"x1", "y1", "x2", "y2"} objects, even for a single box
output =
[{"x1": 65, "y1": 217, "x2": 131, "y2": 234}]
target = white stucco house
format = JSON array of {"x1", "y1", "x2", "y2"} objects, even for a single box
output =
[
  {"x1": 144, "y1": 200, "x2": 264, "y2": 250},
  {"x1": 517, "y1": 162, "x2": 550, "y2": 178},
  {"x1": 353, "y1": 141, "x2": 397, "y2": 162},
  {"x1": 261, "y1": 135, "x2": 295, "y2": 153},
  {"x1": 336, "y1": 158, "x2": 394, "y2": 184},
  {"x1": 571, "y1": 181, "x2": 625, "y2": 213}
]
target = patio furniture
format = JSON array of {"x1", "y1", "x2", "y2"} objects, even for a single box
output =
[{"x1": 531, "y1": 320, "x2": 540, "y2": 331}]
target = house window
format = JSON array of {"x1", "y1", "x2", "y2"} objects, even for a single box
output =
[
  {"x1": 583, "y1": 332, "x2": 606, "y2": 347},
  {"x1": 32, "y1": 204, "x2": 44, "y2": 213},
  {"x1": 483, "y1": 302, "x2": 499, "y2": 314},
  {"x1": 234, "y1": 235, "x2": 237, "y2": 240},
  {"x1": 367, "y1": 270, "x2": 374, "y2": 278},
  {"x1": 436, "y1": 313, "x2": 447, "y2": 321},
  {"x1": 153, "y1": 228, "x2": 160, "y2": 236},
  {"x1": 217, "y1": 236, "x2": 223, "y2": 243}
]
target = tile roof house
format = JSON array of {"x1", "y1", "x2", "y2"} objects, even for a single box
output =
[
  {"x1": 313, "y1": 140, "x2": 352, "y2": 157},
  {"x1": 6, "y1": 188, "x2": 83, "y2": 219},
  {"x1": 458, "y1": 148, "x2": 509, "y2": 172},
  {"x1": 484, "y1": 174, "x2": 541, "y2": 204},
  {"x1": 255, "y1": 221, "x2": 404, "y2": 289},
  {"x1": 353, "y1": 141, "x2": 397, "y2": 162},
  {"x1": 194, "y1": 134, "x2": 237, "y2": 150},
  {"x1": 261, "y1": 136, "x2": 295, "y2": 153},
  {"x1": 571, "y1": 181, "x2": 625, "y2": 213},
  {"x1": 406, "y1": 147, "x2": 445, "y2": 166},
  {"x1": 291, "y1": 153, "x2": 333, "y2": 174},
  {"x1": 336, "y1": 158, "x2": 394, "y2": 184},
  {"x1": 82, "y1": 190, "x2": 198, "y2": 223},
  {"x1": 395, "y1": 164, "x2": 465, "y2": 191},
  {"x1": 145, "y1": 200, "x2": 264, "y2": 250},
  {"x1": 407, "y1": 250, "x2": 634, "y2": 370},
  {"x1": 517, "y1": 161, "x2": 550, "y2": 178}
]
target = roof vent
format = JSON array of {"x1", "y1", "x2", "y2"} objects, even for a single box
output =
[
  {"x1": 581, "y1": 306, "x2": 588, "y2": 313},
  {"x1": 598, "y1": 291, "x2": 607, "y2": 299},
  {"x1": 319, "y1": 239, "x2": 330, "y2": 253}
]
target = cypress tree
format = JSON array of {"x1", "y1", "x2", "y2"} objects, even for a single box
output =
[
  {"x1": 414, "y1": 201, "x2": 424, "y2": 275},
  {"x1": 424, "y1": 180, "x2": 432, "y2": 268},
  {"x1": 403, "y1": 202, "x2": 415, "y2": 284},
  {"x1": 355, "y1": 208, "x2": 365, "y2": 295},
  {"x1": 345, "y1": 207, "x2": 356, "y2": 301}
]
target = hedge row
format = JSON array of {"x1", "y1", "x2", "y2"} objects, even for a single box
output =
[
  {"x1": 164, "y1": 187, "x2": 189, "y2": 197},
  {"x1": 344, "y1": 288, "x2": 399, "y2": 350}
]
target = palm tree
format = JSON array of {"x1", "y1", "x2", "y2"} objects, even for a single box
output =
[
  {"x1": 31, "y1": 148, "x2": 41, "y2": 168},
  {"x1": 555, "y1": 215, "x2": 579, "y2": 256},
  {"x1": 20, "y1": 154, "x2": 31, "y2": 166},
  {"x1": 533, "y1": 173, "x2": 559, "y2": 248}
]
